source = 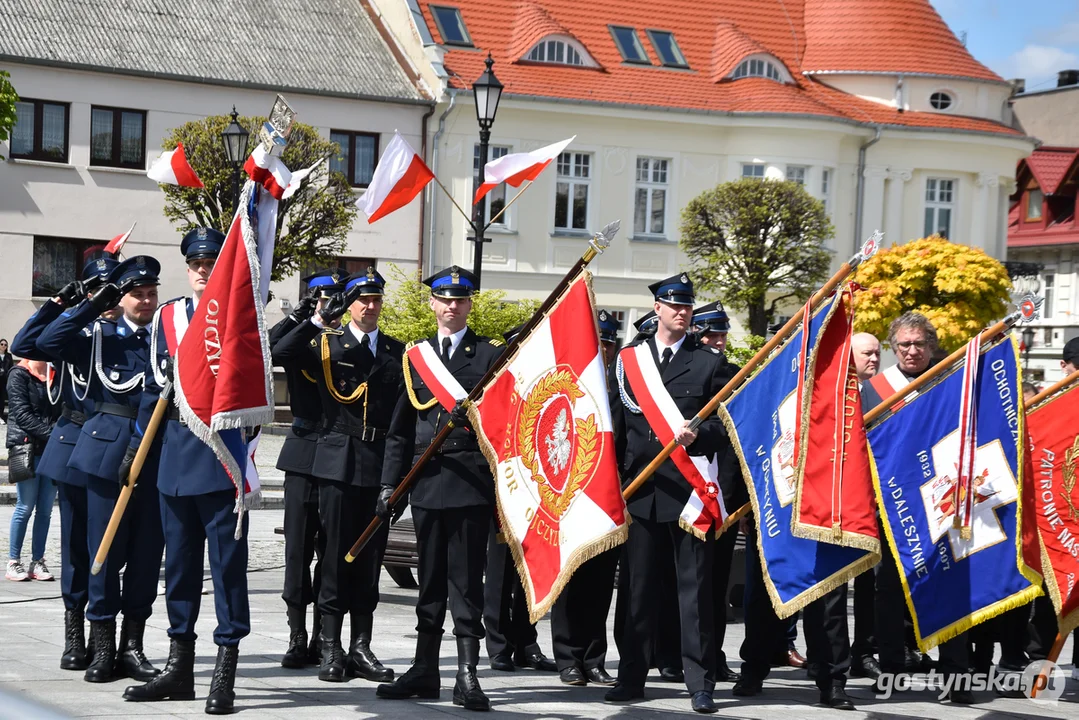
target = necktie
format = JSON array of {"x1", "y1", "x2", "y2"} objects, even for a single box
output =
[
  {"x1": 361, "y1": 333, "x2": 373, "y2": 356},
  {"x1": 442, "y1": 336, "x2": 452, "y2": 363},
  {"x1": 659, "y1": 347, "x2": 673, "y2": 374},
  {"x1": 135, "y1": 328, "x2": 148, "y2": 343}
]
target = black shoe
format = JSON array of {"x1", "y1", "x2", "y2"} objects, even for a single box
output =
[
  {"x1": 307, "y1": 606, "x2": 322, "y2": 666},
  {"x1": 604, "y1": 683, "x2": 644, "y2": 702},
  {"x1": 84, "y1": 619, "x2": 117, "y2": 683},
  {"x1": 377, "y1": 633, "x2": 441, "y2": 700},
  {"x1": 453, "y1": 637, "x2": 490, "y2": 711},
  {"x1": 851, "y1": 655, "x2": 882, "y2": 679},
  {"x1": 948, "y1": 689, "x2": 977, "y2": 704},
  {"x1": 489, "y1": 653, "x2": 515, "y2": 672},
  {"x1": 732, "y1": 678, "x2": 763, "y2": 697},
  {"x1": 659, "y1": 666, "x2": 684, "y2": 682},
  {"x1": 585, "y1": 666, "x2": 617, "y2": 686},
  {"x1": 821, "y1": 685, "x2": 855, "y2": 710},
  {"x1": 318, "y1": 615, "x2": 346, "y2": 683},
  {"x1": 124, "y1": 639, "x2": 196, "y2": 701},
  {"x1": 116, "y1": 617, "x2": 160, "y2": 682},
  {"x1": 346, "y1": 614, "x2": 393, "y2": 682},
  {"x1": 61, "y1": 609, "x2": 89, "y2": 671},
  {"x1": 691, "y1": 691, "x2": 717, "y2": 713},
  {"x1": 513, "y1": 643, "x2": 557, "y2": 672},
  {"x1": 205, "y1": 645, "x2": 239, "y2": 715},
  {"x1": 560, "y1": 666, "x2": 587, "y2": 686},
  {"x1": 716, "y1": 659, "x2": 739, "y2": 683},
  {"x1": 282, "y1": 606, "x2": 308, "y2": 669}
]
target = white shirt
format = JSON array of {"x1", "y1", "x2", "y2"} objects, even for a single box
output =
[
  {"x1": 436, "y1": 326, "x2": 468, "y2": 360},
  {"x1": 120, "y1": 314, "x2": 149, "y2": 339},
  {"x1": 348, "y1": 324, "x2": 379, "y2": 357},
  {"x1": 653, "y1": 333, "x2": 687, "y2": 366}
]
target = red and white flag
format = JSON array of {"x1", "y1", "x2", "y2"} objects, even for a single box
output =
[
  {"x1": 405, "y1": 342, "x2": 468, "y2": 412},
  {"x1": 244, "y1": 144, "x2": 292, "y2": 201},
  {"x1": 147, "y1": 142, "x2": 204, "y2": 188},
  {"x1": 470, "y1": 274, "x2": 628, "y2": 620},
  {"x1": 358, "y1": 132, "x2": 434, "y2": 223},
  {"x1": 104, "y1": 221, "x2": 136, "y2": 254},
  {"x1": 474, "y1": 136, "x2": 575, "y2": 205}
]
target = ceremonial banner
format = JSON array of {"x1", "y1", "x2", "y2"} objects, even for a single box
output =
[
  {"x1": 866, "y1": 338, "x2": 1041, "y2": 650},
  {"x1": 470, "y1": 274, "x2": 628, "y2": 621},
  {"x1": 1025, "y1": 380, "x2": 1079, "y2": 636},
  {"x1": 791, "y1": 287, "x2": 879, "y2": 552},
  {"x1": 721, "y1": 292, "x2": 876, "y2": 617}
]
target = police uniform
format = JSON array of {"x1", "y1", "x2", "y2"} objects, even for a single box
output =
[
  {"x1": 11, "y1": 251, "x2": 119, "y2": 672},
  {"x1": 122, "y1": 227, "x2": 248, "y2": 715},
  {"x1": 270, "y1": 268, "x2": 403, "y2": 684},
  {"x1": 549, "y1": 310, "x2": 622, "y2": 687},
  {"x1": 37, "y1": 256, "x2": 164, "y2": 684},
  {"x1": 375, "y1": 266, "x2": 503, "y2": 712},
  {"x1": 606, "y1": 275, "x2": 735, "y2": 713}
]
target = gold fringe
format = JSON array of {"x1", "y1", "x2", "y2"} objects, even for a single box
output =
[
  {"x1": 402, "y1": 344, "x2": 439, "y2": 411},
  {"x1": 678, "y1": 517, "x2": 710, "y2": 541},
  {"x1": 321, "y1": 333, "x2": 367, "y2": 404}
]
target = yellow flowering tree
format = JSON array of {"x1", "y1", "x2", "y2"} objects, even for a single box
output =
[{"x1": 852, "y1": 236, "x2": 1012, "y2": 352}]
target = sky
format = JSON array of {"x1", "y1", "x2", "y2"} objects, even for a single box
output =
[{"x1": 931, "y1": 0, "x2": 1079, "y2": 92}]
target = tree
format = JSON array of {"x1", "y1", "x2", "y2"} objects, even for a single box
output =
[
  {"x1": 0, "y1": 71, "x2": 18, "y2": 161},
  {"x1": 680, "y1": 179, "x2": 833, "y2": 337},
  {"x1": 852, "y1": 235, "x2": 1012, "y2": 352},
  {"x1": 378, "y1": 264, "x2": 541, "y2": 344},
  {"x1": 159, "y1": 115, "x2": 357, "y2": 282}
]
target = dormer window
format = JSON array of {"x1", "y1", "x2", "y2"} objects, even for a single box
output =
[
  {"x1": 1027, "y1": 188, "x2": 1043, "y2": 221},
  {"x1": 732, "y1": 56, "x2": 782, "y2": 81},
  {"x1": 525, "y1": 36, "x2": 596, "y2": 67}
]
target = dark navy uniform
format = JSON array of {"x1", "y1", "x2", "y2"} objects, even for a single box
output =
[{"x1": 36, "y1": 256, "x2": 164, "y2": 683}]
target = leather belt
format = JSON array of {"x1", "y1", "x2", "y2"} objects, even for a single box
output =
[
  {"x1": 330, "y1": 421, "x2": 386, "y2": 442},
  {"x1": 418, "y1": 438, "x2": 478, "y2": 454},
  {"x1": 166, "y1": 406, "x2": 187, "y2": 425},
  {"x1": 61, "y1": 405, "x2": 86, "y2": 426},
  {"x1": 292, "y1": 418, "x2": 320, "y2": 432},
  {"x1": 94, "y1": 402, "x2": 137, "y2": 419}
]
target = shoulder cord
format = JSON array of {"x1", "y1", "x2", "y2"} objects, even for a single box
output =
[
  {"x1": 321, "y1": 331, "x2": 369, "y2": 411},
  {"x1": 69, "y1": 326, "x2": 97, "y2": 403},
  {"x1": 402, "y1": 346, "x2": 439, "y2": 411},
  {"x1": 301, "y1": 369, "x2": 317, "y2": 384},
  {"x1": 93, "y1": 321, "x2": 144, "y2": 394},
  {"x1": 615, "y1": 353, "x2": 643, "y2": 415},
  {"x1": 46, "y1": 361, "x2": 63, "y2": 406},
  {"x1": 150, "y1": 303, "x2": 168, "y2": 387}
]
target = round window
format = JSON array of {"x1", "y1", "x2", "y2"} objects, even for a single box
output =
[{"x1": 930, "y1": 91, "x2": 953, "y2": 110}]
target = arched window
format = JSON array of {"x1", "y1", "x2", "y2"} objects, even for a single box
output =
[
  {"x1": 930, "y1": 91, "x2": 954, "y2": 110},
  {"x1": 732, "y1": 57, "x2": 781, "y2": 80},
  {"x1": 525, "y1": 36, "x2": 595, "y2": 67}
]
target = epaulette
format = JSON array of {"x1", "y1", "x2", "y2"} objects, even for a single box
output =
[
  {"x1": 405, "y1": 340, "x2": 420, "y2": 351},
  {"x1": 488, "y1": 337, "x2": 505, "y2": 347},
  {"x1": 322, "y1": 327, "x2": 345, "y2": 336}
]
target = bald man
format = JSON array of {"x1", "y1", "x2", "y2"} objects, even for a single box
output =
[
  {"x1": 852, "y1": 333, "x2": 880, "y2": 383},
  {"x1": 850, "y1": 332, "x2": 880, "y2": 679}
]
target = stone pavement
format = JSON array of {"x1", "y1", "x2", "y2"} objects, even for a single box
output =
[{"x1": 1, "y1": 505, "x2": 1077, "y2": 719}]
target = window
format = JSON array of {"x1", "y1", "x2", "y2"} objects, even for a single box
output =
[
  {"x1": 527, "y1": 38, "x2": 585, "y2": 66},
  {"x1": 554, "y1": 152, "x2": 591, "y2": 231},
  {"x1": 10, "y1": 99, "x2": 69, "y2": 163},
  {"x1": 646, "y1": 30, "x2": 688, "y2": 68},
  {"x1": 1044, "y1": 273, "x2": 1055, "y2": 319},
  {"x1": 924, "y1": 178, "x2": 956, "y2": 239},
  {"x1": 786, "y1": 165, "x2": 807, "y2": 185},
  {"x1": 634, "y1": 157, "x2": 669, "y2": 237},
  {"x1": 330, "y1": 131, "x2": 379, "y2": 188},
  {"x1": 609, "y1": 26, "x2": 649, "y2": 64},
  {"x1": 90, "y1": 106, "x2": 146, "y2": 169},
  {"x1": 1027, "y1": 188, "x2": 1044, "y2": 221},
  {"x1": 821, "y1": 168, "x2": 833, "y2": 213},
  {"x1": 474, "y1": 144, "x2": 511, "y2": 226},
  {"x1": 742, "y1": 163, "x2": 765, "y2": 179},
  {"x1": 732, "y1": 57, "x2": 781, "y2": 81},
  {"x1": 33, "y1": 237, "x2": 104, "y2": 297},
  {"x1": 430, "y1": 5, "x2": 472, "y2": 46},
  {"x1": 298, "y1": 256, "x2": 376, "y2": 296},
  {"x1": 929, "y1": 92, "x2": 953, "y2": 110}
]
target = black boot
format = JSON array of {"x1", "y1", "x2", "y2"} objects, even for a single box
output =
[
  {"x1": 61, "y1": 609, "x2": 89, "y2": 671},
  {"x1": 453, "y1": 637, "x2": 490, "y2": 711},
  {"x1": 346, "y1": 614, "x2": 394, "y2": 681},
  {"x1": 281, "y1": 606, "x2": 308, "y2": 669},
  {"x1": 376, "y1": 632, "x2": 441, "y2": 699},
  {"x1": 124, "y1": 639, "x2": 196, "y2": 701},
  {"x1": 205, "y1": 645, "x2": 239, "y2": 715},
  {"x1": 84, "y1": 619, "x2": 117, "y2": 683},
  {"x1": 306, "y1": 605, "x2": 322, "y2": 666},
  {"x1": 318, "y1": 615, "x2": 347, "y2": 682},
  {"x1": 116, "y1": 617, "x2": 160, "y2": 681}
]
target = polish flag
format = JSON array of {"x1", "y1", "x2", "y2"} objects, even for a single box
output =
[
  {"x1": 147, "y1": 143, "x2": 204, "y2": 188},
  {"x1": 104, "y1": 221, "x2": 137, "y2": 254},
  {"x1": 474, "y1": 136, "x2": 575, "y2": 205},
  {"x1": 358, "y1": 132, "x2": 434, "y2": 223},
  {"x1": 244, "y1": 144, "x2": 291, "y2": 201}
]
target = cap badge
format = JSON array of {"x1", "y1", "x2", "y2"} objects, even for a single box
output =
[
  {"x1": 451, "y1": 269, "x2": 460, "y2": 285},
  {"x1": 196, "y1": 227, "x2": 208, "y2": 241},
  {"x1": 366, "y1": 267, "x2": 376, "y2": 281},
  {"x1": 331, "y1": 272, "x2": 340, "y2": 283},
  {"x1": 96, "y1": 259, "x2": 107, "y2": 270},
  {"x1": 599, "y1": 310, "x2": 608, "y2": 321},
  {"x1": 680, "y1": 273, "x2": 689, "y2": 283}
]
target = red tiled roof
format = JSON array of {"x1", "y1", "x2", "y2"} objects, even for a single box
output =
[
  {"x1": 1023, "y1": 147, "x2": 1079, "y2": 195},
  {"x1": 801, "y1": 0, "x2": 1002, "y2": 82},
  {"x1": 420, "y1": 0, "x2": 1021, "y2": 137},
  {"x1": 710, "y1": 22, "x2": 775, "y2": 83}
]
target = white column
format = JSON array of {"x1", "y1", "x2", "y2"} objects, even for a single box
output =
[
  {"x1": 972, "y1": 172, "x2": 1000, "y2": 253},
  {"x1": 861, "y1": 166, "x2": 888, "y2": 240},
  {"x1": 884, "y1": 169, "x2": 912, "y2": 245}
]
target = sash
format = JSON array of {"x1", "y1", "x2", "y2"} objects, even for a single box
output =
[
  {"x1": 619, "y1": 343, "x2": 726, "y2": 539},
  {"x1": 405, "y1": 341, "x2": 468, "y2": 413},
  {"x1": 151, "y1": 299, "x2": 189, "y2": 386},
  {"x1": 868, "y1": 364, "x2": 917, "y2": 412}
]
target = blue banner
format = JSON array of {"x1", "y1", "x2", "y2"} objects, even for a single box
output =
[
  {"x1": 866, "y1": 339, "x2": 1040, "y2": 649},
  {"x1": 722, "y1": 294, "x2": 876, "y2": 617}
]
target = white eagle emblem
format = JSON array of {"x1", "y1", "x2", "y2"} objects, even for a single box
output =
[{"x1": 544, "y1": 408, "x2": 572, "y2": 474}]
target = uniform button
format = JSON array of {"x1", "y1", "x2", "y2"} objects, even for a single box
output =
[{"x1": 92, "y1": 431, "x2": 97, "y2": 436}]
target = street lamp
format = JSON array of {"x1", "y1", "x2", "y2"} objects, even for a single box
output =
[
  {"x1": 470, "y1": 54, "x2": 503, "y2": 289},
  {"x1": 221, "y1": 106, "x2": 250, "y2": 210},
  {"x1": 1022, "y1": 326, "x2": 1036, "y2": 378}
]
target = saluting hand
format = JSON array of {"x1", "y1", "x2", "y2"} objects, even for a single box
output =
[
  {"x1": 674, "y1": 420, "x2": 697, "y2": 447},
  {"x1": 56, "y1": 280, "x2": 84, "y2": 307}
]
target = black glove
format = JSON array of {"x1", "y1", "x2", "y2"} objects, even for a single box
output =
[
  {"x1": 88, "y1": 282, "x2": 122, "y2": 313},
  {"x1": 162, "y1": 356, "x2": 175, "y2": 385},
  {"x1": 318, "y1": 283, "x2": 366, "y2": 325},
  {"x1": 449, "y1": 401, "x2": 472, "y2": 430},
  {"x1": 290, "y1": 290, "x2": 319, "y2": 323},
  {"x1": 56, "y1": 280, "x2": 84, "y2": 307},
  {"x1": 375, "y1": 485, "x2": 395, "y2": 520},
  {"x1": 118, "y1": 446, "x2": 138, "y2": 486}
]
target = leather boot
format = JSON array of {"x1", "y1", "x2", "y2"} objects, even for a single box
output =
[
  {"x1": 306, "y1": 605, "x2": 322, "y2": 665},
  {"x1": 61, "y1": 609, "x2": 89, "y2": 670},
  {"x1": 123, "y1": 639, "x2": 196, "y2": 701},
  {"x1": 453, "y1": 637, "x2": 490, "y2": 711},
  {"x1": 281, "y1": 605, "x2": 308, "y2": 669},
  {"x1": 318, "y1": 615, "x2": 347, "y2": 682},
  {"x1": 346, "y1": 614, "x2": 393, "y2": 682},
  {"x1": 84, "y1": 619, "x2": 117, "y2": 683},
  {"x1": 376, "y1": 632, "x2": 441, "y2": 699},
  {"x1": 205, "y1": 645, "x2": 239, "y2": 715},
  {"x1": 116, "y1": 617, "x2": 160, "y2": 681}
]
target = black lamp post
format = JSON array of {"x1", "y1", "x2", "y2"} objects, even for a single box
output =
[
  {"x1": 470, "y1": 54, "x2": 503, "y2": 289},
  {"x1": 221, "y1": 106, "x2": 250, "y2": 210},
  {"x1": 1022, "y1": 326, "x2": 1035, "y2": 378}
]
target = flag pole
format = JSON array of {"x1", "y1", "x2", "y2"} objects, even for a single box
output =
[
  {"x1": 485, "y1": 180, "x2": 533, "y2": 228},
  {"x1": 1029, "y1": 633, "x2": 1068, "y2": 699},
  {"x1": 430, "y1": 174, "x2": 475, "y2": 225},
  {"x1": 621, "y1": 233, "x2": 882, "y2": 502},
  {"x1": 1026, "y1": 368, "x2": 1079, "y2": 408},
  {"x1": 345, "y1": 220, "x2": 622, "y2": 562}
]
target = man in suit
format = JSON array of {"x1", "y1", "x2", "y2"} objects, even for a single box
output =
[
  {"x1": 375, "y1": 265, "x2": 504, "y2": 712},
  {"x1": 36, "y1": 256, "x2": 164, "y2": 684},
  {"x1": 605, "y1": 273, "x2": 735, "y2": 714},
  {"x1": 271, "y1": 267, "x2": 403, "y2": 684}
]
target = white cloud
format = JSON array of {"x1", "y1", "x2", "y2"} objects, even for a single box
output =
[{"x1": 999, "y1": 44, "x2": 1079, "y2": 84}]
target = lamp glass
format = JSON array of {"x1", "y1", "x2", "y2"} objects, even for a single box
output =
[{"x1": 221, "y1": 110, "x2": 250, "y2": 166}]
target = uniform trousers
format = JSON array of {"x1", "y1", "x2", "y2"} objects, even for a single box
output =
[
  {"x1": 483, "y1": 522, "x2": 536, "y2": 658},
  {"x1": 86, "y1": 475, "x2": 164, "y2": 622},
  {"x1": 281, "y1": 473, "x2": 324, "y2": 611},
  {"x1": 56, "y1": 481, "x2": 90, "y2": 612},
  {"x1": 850, "y1": 569, "x2": 877, "y2": 660},
  {"x1": 160, "y1": 491, "x2": 249, "y2": 647},
  {"x1": 316, "y1": 482, "x2": 385, "y2": 618},
  {"x1": 412, "y1": 505, "x2": 488, "y2": 639},
  {"x1": 550, "y1": 547, "x2": 619, "y2": 672},
  {"x1": 711, "y1": 527, "x2": 738, "y2": 667},
  {"x1": 616, "y1": 513, "x2": 715, "y2": 694},
  {"x1": 971, "y1": 603, "x2": 1029, "y2": 672},
  {"x1": 1027, "y1": 590, "x2": 1057, "y2": 661}
]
